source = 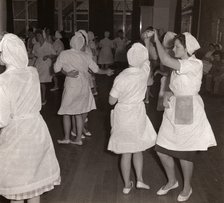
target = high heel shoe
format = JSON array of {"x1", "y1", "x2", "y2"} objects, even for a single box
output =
[{"x1": 157, "y1": 181, "x2": 179, "y2": 195}]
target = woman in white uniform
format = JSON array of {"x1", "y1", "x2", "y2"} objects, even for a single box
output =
[
  {"x1": 98, "y1": 31, "x2": 114, "y2": 69},
  {"x1": 0, "y1": 34, "x2": 60, "y2": 203},
  {"x1": 108, "y1": 43, "x2": 157, "y2": 194},
  {"x1": 32, "y1": 29, "x2": 56, "y2": 105},
  {"x1": 152, "y1": 30, "x2": 217, "y2": 202},
  {"x1": 50, "y1": 31, "x2": 65, "y2": 91},
  {"x1": 54, "y1": 32, "x2": 113, "y2": 145}
]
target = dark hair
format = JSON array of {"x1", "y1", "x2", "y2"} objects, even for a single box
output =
[
  {"x1": 117, "y1": 29, "x2": 123, "y2": 33},
  {"x1": 35, "y1": 29, "x2": 43, "y2": 35},
  {"x1": 173, "y1": 34, "x2": 186, "y2": 49},
  {"x1": 79, "y1": 32, "x2": 87, "y2": 46},
  {"x1": 209, "y1": 43, "x2": 215, "y2": 48},
  {"x1": 145, "y1": 26, "x2": 153, "y2": 31},
  {"x1": 160, "y1": 32, "x2": 166, "y2": 43},
  {"x1": 28, "y1": 27, "x2": 34, "y2": 32},
  {"x1": 212, "y1": 50, "x2": 222, "y2": 57}
]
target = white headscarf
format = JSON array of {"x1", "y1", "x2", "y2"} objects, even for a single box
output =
[
  {"x1": 183, "y1": 32, "x2": 200, "y2": 55},
  {"x1": 70, "y1": 32, "x2": 85, "y2": 51},
  {"x1": 127, "y1": 43, "x2": 148, "y2": 67},
  {"x1": 0, "y1": 33, "x2": 28, "y2": 69},
  {"x1": 55, "y1": 31, "x2": 62, "y2": 39},
  {"x1": 162, "y1": 31, "x2": 176, "y2": 48}
]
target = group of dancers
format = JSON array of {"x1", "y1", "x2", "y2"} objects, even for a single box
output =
[{"x1": 0, "y1": 27, "x2": 217, "y2": 203}]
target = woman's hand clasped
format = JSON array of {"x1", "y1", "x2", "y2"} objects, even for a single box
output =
[
  {"x1": 106, "y1": 69, "x2": 114, "y2": 76},
  {"x1": 66, "y1": 70, "x2": 79, "y2": 78},
  {"x1": 43, "y1": 55, "x2": 49, "y2": 61}
]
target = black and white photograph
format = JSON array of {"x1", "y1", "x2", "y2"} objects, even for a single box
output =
[{"x1": 0, "y1": 0, "x2": 223, "y2": 203}]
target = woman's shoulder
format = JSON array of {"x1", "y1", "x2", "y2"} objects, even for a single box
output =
[
  {"x1": 181, "y1": 55, "x2": 202, "y2": 67},
  {"x1": 114, "y1": 68, "x2": 132, "y2": 82},
  {"x1": 188, "y1": 55, "x2": 202, "y2": 66}
]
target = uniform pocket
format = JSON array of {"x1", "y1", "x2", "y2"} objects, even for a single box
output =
[{"x1": 175, "y1": 96, "x2": 193, "y2": 125}]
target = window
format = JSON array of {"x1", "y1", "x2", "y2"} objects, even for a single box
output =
[
  {"x1": 12, "y1": 0, "x2": 38, "y2": 35},
  {"x1": 113, "y1": 0, "x2": 133, "y2": 39}
]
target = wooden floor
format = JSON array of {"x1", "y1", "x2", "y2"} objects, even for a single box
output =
[{"x1": 1, "y1": 75, "x2": 224, "y2": 203}]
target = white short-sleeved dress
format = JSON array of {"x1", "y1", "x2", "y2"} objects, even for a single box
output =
[
  {"x1": 156, "y1": 55, "x2": 217, "y2": 151},
  {"x1": 0, "y1": 67, "x2": 60, "y2": 200},
  {"x1": 33, "y1": 41, "x2": 56, "y2": 83},
  {"x1": 108, "y1": 63, "x2": 157, "y2": 154},
  {"x1": 54, "y1": 49, "x2": 99, "y2": 115},
  {"x1": 98, "y1": 38, "x2": 114, "y2": 65}
]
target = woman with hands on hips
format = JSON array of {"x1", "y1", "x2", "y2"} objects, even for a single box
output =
[{"x1": 151, "y1": 30, "x2": 217, "y2": 202}]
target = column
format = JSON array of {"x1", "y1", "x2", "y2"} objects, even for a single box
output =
[
  {"x1": 131, "y1": 0, "x2": 140, "y2": 41},
  {"x1": 89, "y1": 0, "x2": 113, "y2": 39},
  {"x1": 0, "y1": 0, "x2": 7, "y2": 33},
  {"x1": 57, "y1": 0, "x2": 63, "y2": 31},
  {"x1": 37, "y1": 0, "x2": 55, "y2": 31}
]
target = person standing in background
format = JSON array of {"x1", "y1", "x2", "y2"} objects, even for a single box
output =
[
  {"x1": 32, "y1": 29, "x2": 56, "y2": 105},
  {"x1": 113, "y1": 29, "x2": 129, "y2": 71},
  {"x1": 50, "y1": 30, "x2": 65, "y2": 91},
  {"x1": 98, "y1": 31, "x2": 114, "y2": 69}
]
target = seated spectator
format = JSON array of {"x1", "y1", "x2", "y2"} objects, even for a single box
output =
[
  {"x1": 205, "y1": 50, "x2": 223, "y2": 94},
  {"x1": 203, "y1": 43, "x2": 216, "y2": 62},
  {"x1": 215, "y1": 43, "x2": 223, "y2": 52},
  {"x1": 202, "y1": 43, "x2": 215, "y2": 75},
  {"x1": 213, "y1": 52, "x2": 224, "y2": 95}
]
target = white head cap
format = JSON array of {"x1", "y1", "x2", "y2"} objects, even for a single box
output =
[
  {"x1": 127, "y1": 43, "x2": 148, "y2": 67},
  {"x1": 70, "y1": 32, "x2": 85, "y2": 50},
  {"x1": 183, "y1": 32, "x2": 200, "y2": 55},
  {"x1": 0, "y1": 33, "x2": 28, "y2": 68}
]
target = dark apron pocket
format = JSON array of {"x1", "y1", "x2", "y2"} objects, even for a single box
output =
[{"x1": 175, "y1": 96, "x2": 193, "y2": 125}]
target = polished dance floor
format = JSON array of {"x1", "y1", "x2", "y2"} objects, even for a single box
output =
[{"x1": 1, "y1": 74, "x2": 224, "y2": 203}]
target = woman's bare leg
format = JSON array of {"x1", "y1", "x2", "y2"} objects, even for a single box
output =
[
  {"x1": 62, "y1": 115, "x2": 71, "y2": 140},
  {"x1": 179, "y1": 159, "x2": 193, "y2": 196},
  {"x1": 27, "y1": 196, "x2": 40, "y2": 203},
  {"x1": 71, "y1": 115, "x2": 76, "y2": 134},
  {"x1": 74, "y1": 114, "x2": 83, "y2": 142},
  {"x1": 121, "y1": 153, "x2": 132, "y2": 188},
  {"x1": 157, "y1": 152, "x2": 177, "y2": 189},
  {"x1": 11, "y1": 200, "x2": 24, "y2": 203},
  {"x1": 133, "y1": 152, "x2": 143, "y2": 182},
  {"x1": 40, "y1": 83, "x2": 46, "y2": 102}
]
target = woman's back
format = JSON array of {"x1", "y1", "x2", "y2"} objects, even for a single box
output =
[{"x1": 0, "y1": 67, "x2": 41, "y2": 119}]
